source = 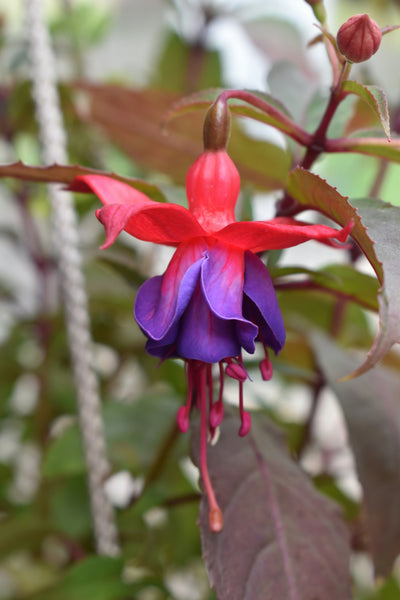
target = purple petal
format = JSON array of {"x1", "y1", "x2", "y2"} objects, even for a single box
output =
[
  {"x1": 201, "y1": 242, "x2": 258, "y2": 353},
  {"x1": 134, "y1": 239, "x2": 206, "y2": 341},
  {"x1": 243, "y1": 251, "x2": 286, "y2": 354},
  {"x1": 176, "y1": 282, "x2": 242, "y2": 362},
  {"x1": 145, "y1": 332, "x2": 179, "y2": 360}
]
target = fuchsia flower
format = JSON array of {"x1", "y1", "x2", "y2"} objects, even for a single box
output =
[{"x1": 70, "y1": 130, "x2": 352, "y2": 532}]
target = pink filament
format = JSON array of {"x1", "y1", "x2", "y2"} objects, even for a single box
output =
[
  {"x1": 238, "y1": 380, "x2": 251, "y2": 437},
  {"x1": 176, "y1": 361, "x2": 194, "y2": 432},
  {"x1": 198, "y1": 364, "x2": 223, "y2": 532},
  {"x1": 260, "y1": 354, "x2": 273, "y2": 381}
]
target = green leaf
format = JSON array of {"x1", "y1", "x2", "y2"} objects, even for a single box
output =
[
  {"x1": 50, "y1": 3, "x2": 111, "y2": 47},
  {"x1": 104, "y1": 393, "x2": 180, "y2": 471},
  {"x1": 152, "y1": 32, "x2": 222, "y2": 93},
  {"x1": 0, "y1": 161, "x2": 166, "y2": 202},
  {"x1": 342, "y1": 81, "x2": 390, "y2": 139},
  {"x1": 287, "y1": 169, "x2": 400, "y2": 375},
  {"x1": 191, "y1": 412, "x2": 352, "y2": 600},
  {"x1": 327, "y1": 137, "x2": 400, "y2": 164},
  {"x1": 50, "y1": 475, "x2": 92, "y2": 538},
  {"x1": 277, "y1": 289, "x2": 370, "y2": 380},
  {"x1": 32, "y1": 556, "x2": 133, "y2": 600},
  {"x1": 42, "y1": 424, "x2": 85, "y2": 477},
  {"x1": 273, "y1": 264, "x2": 379, "y2": 312},
  {"x1": 0, "y1": 513, "x2": 51, "y2": 558},
  {"x1": 311, "y1": 332, "x2": 400, "y2": 577},
  {"x1": 312, "y1": 264, "x2": 379, "y2": 311}
]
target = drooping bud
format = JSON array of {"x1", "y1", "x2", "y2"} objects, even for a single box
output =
[
  {"x1": 337, "y1": 14, "x2": 382, "y2": 63},
  {"x1": 203, "y1": 97, "x2": 231, "y2": 151}
]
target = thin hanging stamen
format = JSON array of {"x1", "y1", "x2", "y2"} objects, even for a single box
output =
[
  {"x1": 238, "y1": 380, "x2": 251, "y2": 437},
  {"x1": 218, "y1": 361, "x2": 224, "y2": 403},
  {"x1": 207, "y1": 363, "x2": 213, "y2": 412},
  {"x1": 199, "y1": 364, "x2": 223, "y2": 533},
  {"x1": 258, "y1": 332, "x2": 274, "y2": 381},
  {"x1": 177, "y1": 361, "x2": 194, "y2": 432},
  {"x1": 209, "y1": 361, "x2": 224, "y2": 429},
  {"x1": 225, "y1": 356, "x2": 247, "y2": 381}
]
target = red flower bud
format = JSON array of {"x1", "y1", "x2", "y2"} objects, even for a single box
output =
[{"x1": 337, "y1": 14, "x2": 382, "y2": 63}]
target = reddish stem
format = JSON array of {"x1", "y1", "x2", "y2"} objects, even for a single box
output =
[
  {"x1": 325, "y1": 136, "x2": 399, "y2": 153},
  {"x1": 301, "y1": 62, "x2": 350, "y2": 170},
  {"x1": 274, "y1": 279, "x2": 376, "y2": 311},
  {"x1": 220, "y1": 90, "x2": 312, "y2": 147}
]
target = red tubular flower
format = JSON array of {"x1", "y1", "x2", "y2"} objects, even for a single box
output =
[{"x1": 70, "y1": 150, "x2": 352, "y2": 532}]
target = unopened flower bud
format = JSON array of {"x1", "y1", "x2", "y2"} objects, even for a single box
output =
[
  {"x1": 337, "y1": 14, "x2": 382, "y2": 63},
  {"x1": 203, "y1": 98, "x2": 231, "y2": 151}
]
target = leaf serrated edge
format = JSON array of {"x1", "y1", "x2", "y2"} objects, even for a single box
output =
[
  {"x1": 287, "y1": 168, "x2": 389, "y2": 377},
  {"x1": 342, "y1": 80, "x2": 390, "y2": 140}
]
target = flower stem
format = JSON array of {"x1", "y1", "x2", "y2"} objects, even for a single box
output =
[
  {"x1": 301, "y1": 62, "x2": 350, "y2": 170},
  {"x1": 220, "y1": 90, "x2": 312, "y2": 147}
]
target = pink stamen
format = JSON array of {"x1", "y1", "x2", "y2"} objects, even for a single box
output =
[
  {"x1": 176, "y1": 406, "x2": 190, "y2": 432},
  {"x1": 199, "y1": 364, "x2": 223, "y2": 533},
  {"x1": 260, "y1": 354, "x2": 273, "y2": 381},
  {"x1": 176, "y1": 361, "x2": 194, "y2": 433},
  {"x1": 218, "y1": 361, "x2": 224, "y2": 403},
  {"x1": 209, "y1": 399, "x2": 224, "y2": 429},
  {"x1": 225, "y1": 359, "x2": 247, "y2": 382},
  {"x1": 209, "y1": 361, "x2": 225, "y2": 430},
  {"x1": 239, "y1": 411, "x2": 251, "y2": 437},
  {"x1": 207, "y1": 363, "x2": 213, "y2": 413},
  {"x1": 238, "y1": 380, "x2": 251, "y2": 437}
]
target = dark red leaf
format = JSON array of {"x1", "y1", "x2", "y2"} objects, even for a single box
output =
[
  {"x1": 191, "y1": 412, "x2": 351, "y2": 600},
  {"x1": 0, "y1": 161, "x2": 166, "y2": 202},
  {"x1": 311, "y1": 331, "x2": 400, "y2": 576}
]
